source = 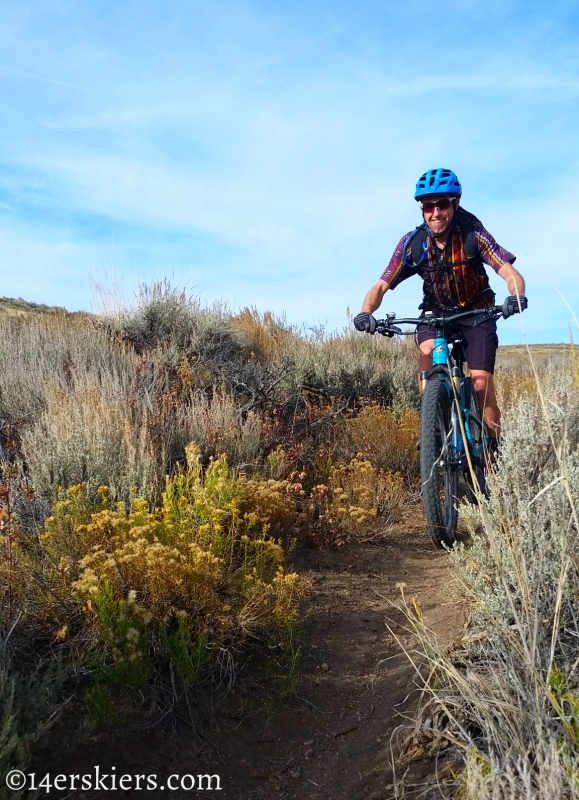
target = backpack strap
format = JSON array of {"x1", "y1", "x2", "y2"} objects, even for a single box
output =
[
  {"x1": 454, "y1": 207, "x2": 481, "y2": 263},
  {"x1": 401, "y1": 224, "x2": 428, "y2": 270},
  {"x1": 456, "y1": 210, "x2": 495, "y2": 303}
]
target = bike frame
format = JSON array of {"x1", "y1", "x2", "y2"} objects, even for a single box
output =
[
  {"x1": 429, "y1": 332, "x2": 485, "y2": 471},
  {"x1": 377, "y1": 306, "x2": 504, "y2": 471},
  {"x1": 431, "y1": 334, "x2": 448, "y2": 368}
]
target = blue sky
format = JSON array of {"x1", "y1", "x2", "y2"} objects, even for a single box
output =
[{"x1": 1, "y1": 0, "x2": 578, "y2": 342}]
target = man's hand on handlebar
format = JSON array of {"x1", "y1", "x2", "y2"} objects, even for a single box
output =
[
  {"x1": 502, "y1": 295, "x2": 528, "y2": 318},
  {"x1": 359, "y1": 299, "x2": 527, "y2": 337},
  {"x1": 354, "y1": 312, "x2": 377, "y2": 334}
]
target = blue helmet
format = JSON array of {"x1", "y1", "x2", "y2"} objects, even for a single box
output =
[{"x1": 414, "y1": 168, "x2": 462, "y2": 201}]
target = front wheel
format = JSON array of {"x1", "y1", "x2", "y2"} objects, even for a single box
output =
[{"x1": 420, "y1": 377, "x2": 458, "y2": 548}]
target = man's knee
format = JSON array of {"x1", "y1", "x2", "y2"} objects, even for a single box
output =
[{"x1": 471, "y1": 371, "x2": 495, "y2": 400}]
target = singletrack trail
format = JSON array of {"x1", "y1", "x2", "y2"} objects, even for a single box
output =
[{"x1": 33, "y1": 524, "x2": 463, "y2": 800}]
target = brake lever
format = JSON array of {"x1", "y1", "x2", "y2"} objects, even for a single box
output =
[{"x1": 376, "y1": 324, "x2": 401, "y2": 338}]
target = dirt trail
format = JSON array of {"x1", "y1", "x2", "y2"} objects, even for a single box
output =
[
  {"x1": 34, "y1": 524, "x2": 463, "y2": 800},
  {"x1": 218, "y1": 529, "x2": 463, "y2": 800}
]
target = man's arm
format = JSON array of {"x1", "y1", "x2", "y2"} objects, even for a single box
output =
[
  {"x1": 361, "y1": 279, "x2": 390, "y2": 313},
  {"x1": 497, "y1": 262, "x2": 525, "y2": 296}
]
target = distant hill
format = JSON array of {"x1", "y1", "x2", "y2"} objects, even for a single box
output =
[
  {"x1": 499, "y1": 343, "x2": 570, "y2": 354},
  {"x1": 496, "y1": 342, "x2": 572, "y2": 371},
  {"x1": 0, "y1": 297, "x2": 72, "y2": 316}
]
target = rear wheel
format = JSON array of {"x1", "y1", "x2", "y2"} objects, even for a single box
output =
[{"x1": 420, "y1": 376, "x2": 458, "y2": 548}]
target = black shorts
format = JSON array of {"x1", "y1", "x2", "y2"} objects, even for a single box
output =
[{"x1": 416, "y1": 316, "x2": 499, "y2": 374}]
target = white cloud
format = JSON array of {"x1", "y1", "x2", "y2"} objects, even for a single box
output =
[{"x1": 0, "y1": 0, "x2": 578, "y2": 341}]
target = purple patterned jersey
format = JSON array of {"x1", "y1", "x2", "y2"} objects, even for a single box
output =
[{"x1": 380, "y1": 210, "x2": 515, "y2": 310}]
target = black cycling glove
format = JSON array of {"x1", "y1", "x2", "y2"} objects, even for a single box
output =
[
  {"x1": 502, "y1": 295, "x2": 528, "y2": 318},
  {"x1": 353, "y1": 312, "x2": 377, "y2": 334}
]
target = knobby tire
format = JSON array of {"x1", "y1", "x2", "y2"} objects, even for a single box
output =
[{"x1": 420, "y1": 377, "x2": 458, "y2": 549}]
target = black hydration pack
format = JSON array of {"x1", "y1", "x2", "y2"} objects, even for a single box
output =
[{"x1": 402, "y1": 206, "x2": 494, "y2": 308}]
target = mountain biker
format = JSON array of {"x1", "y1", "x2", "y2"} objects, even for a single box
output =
[{"x1": 354, "y1": 168, "x2": 527, "y2": 445}]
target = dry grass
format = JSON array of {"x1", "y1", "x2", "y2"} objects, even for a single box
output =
[
  {"x1": 395, "y1": 348, "x2": 579, "y2": 798},
  {"x1": 178, "y1": 390, "x2": 263, "y2": 467},
  {"x1": 336, "y1": 403, "x2": 420, "y2": 485},
  {"x1": 231, "y1": 307, "x2": 301, "y2": 362},
  {"x1": 0, "y1": 284, "x2": 429, "y2": 780}
]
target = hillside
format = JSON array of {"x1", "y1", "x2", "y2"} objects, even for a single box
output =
[
  {"x1": 0, "y1": 290, "x2": 577, "y2": 799},
  {"x1": 0, "y1": 296, "x2": 71, "y2": 316}
]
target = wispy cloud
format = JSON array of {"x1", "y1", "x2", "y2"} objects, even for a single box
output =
[
  {"x1": 0, "y1": 0, "x2": 577, "y2": 341},
  {"x1": 0, "y1": 65, "x2": 104, "y2": 94}
]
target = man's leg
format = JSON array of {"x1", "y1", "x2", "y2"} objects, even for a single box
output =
[
  {"x1": 470, "y1": 370, "x2": 500, "y2": 438},
  {"x1": 461, "y1": 317, "x2": 500, "y2": 439},
  {"x1": 418, "y1": 338, "x2": 434, "y2": 387}
]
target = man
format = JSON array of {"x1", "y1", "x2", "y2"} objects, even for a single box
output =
[{"x1": 354, "y1": 168, "x2": 527, "y2": 444}]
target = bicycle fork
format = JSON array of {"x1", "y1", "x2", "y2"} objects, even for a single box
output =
[
  {"x1": 450, "y1": 403, "x2": 467, "y2": 471},
  {"x1": 449, "y1": 366, "x2": 471, "y2": 472}
]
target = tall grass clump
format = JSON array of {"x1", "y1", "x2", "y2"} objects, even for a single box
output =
[
  {"x1": 0, "y1": 314, "x2": 135, "y2": 423},
  {"x1": 288, "y1": 329, "x2": 419, "y2": 411},
  {"x1": 178, "y1": 390, "x2": 263, "y2": 467},
  {"x1": 116, "y1": 282, "x2": 249, "y2": 372},
  {"x1": 0, "y1": 313, "x2": 172, "y2": 504},
  {"x1": 400, "y1": 360, "x2": 579, "y2": 798}
]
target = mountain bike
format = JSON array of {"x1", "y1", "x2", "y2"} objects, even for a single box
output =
[{"x1": 376, "y1": 305, "x2": 507, "y2": 549}]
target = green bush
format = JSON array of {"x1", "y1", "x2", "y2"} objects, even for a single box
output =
[{"x1": 116, "y1": 282, "x2": 249, "y2": 370}]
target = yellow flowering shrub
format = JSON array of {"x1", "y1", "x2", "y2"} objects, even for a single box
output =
[
  {"x1": 39, "y1": 444, "x2": 308, "y2": 676},
  {"x1": 237, "y1": 567, "x2": 305, "y2": 634},
  {"x1": 239, "y1": 478, "x2": 301, "y2": 539}
]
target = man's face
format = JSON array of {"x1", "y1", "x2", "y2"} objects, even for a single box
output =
[{"x1": 421, "y1": 195, "x2": 458, "y2": 236}]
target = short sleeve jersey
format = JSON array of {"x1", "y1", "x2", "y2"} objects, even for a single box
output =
[{"x1": 380, "y1": 211, "x2": 515, "y2": 310}]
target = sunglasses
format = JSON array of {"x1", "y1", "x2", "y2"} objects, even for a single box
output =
[{"x1": 420, "y1": 198, "x2": 456, "y2": 213}]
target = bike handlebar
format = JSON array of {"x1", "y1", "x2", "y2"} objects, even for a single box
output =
[{"x1": 375, "y1": 305, "x2": 505, "y2": 337}]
